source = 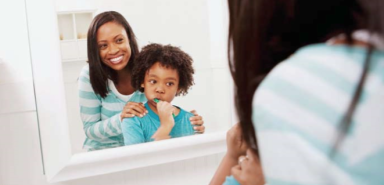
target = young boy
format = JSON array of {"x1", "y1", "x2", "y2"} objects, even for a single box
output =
[{"x1": 122, "y1": 43, "x2": 196, "y2": 145}]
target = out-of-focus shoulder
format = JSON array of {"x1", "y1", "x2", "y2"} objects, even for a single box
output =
[{"x1": 79, "y1": 64, "x2": 90, "y2": 78}]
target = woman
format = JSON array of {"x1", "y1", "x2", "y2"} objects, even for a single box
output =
[
  {"x1": 212, "y1": 0, "x2": 384, "y2": 184},
  {"x1": 78, "y1": 11, "x2": 205, "y2": 151}
]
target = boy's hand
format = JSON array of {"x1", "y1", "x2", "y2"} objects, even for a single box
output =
[
  {"x1": 156, "y1": 101, "x2": 175, "y2": 128},
  {"x1": 151, "y1": 100, "x2": 175, "y2": 141}
]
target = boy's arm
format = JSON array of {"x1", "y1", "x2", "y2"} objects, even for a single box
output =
[
  {"x1": 151, "y1": 124, "x2": 173, "y2": 140},
  {"x1": 121, "y1": 117, "x2": 145, "y2": 145},
  {"x1": 151, "y1": 101, "x2": 175, "y2": 141}
]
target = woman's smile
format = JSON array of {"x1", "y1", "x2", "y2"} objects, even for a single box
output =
[{"x1": 109, "y1": 55, "x2": 124, "y2": 64}]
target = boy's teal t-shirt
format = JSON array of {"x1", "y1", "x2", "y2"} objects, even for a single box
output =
[{"x1": 121, "y1": 102, "x2": 195, "y2": 145}]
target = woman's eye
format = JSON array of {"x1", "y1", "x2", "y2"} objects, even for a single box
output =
[
  {"x1": 99, "y1": 44, "x2": 107, "y2": 50},
  {"x1": 116, "y1": 38, "x2": 123, "y2": 43}
]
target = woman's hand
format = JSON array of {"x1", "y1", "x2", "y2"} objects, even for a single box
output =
[
  {"x1": 190, "y1": 110, "x2": 205, "y2": 133},
  {"x1": 226, "y1": 123, "x2": 248, "y2": 160},
  {"x1": 232, "y1": 149, "x2": 264, "y2": 185},
  {"x1": 120, "y1": 102, "x2": 148, "y2": 120}
]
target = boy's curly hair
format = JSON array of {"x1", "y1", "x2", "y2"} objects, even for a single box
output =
[{"x1": 131, "y1": 43, "x2": 195, "y2": 96}]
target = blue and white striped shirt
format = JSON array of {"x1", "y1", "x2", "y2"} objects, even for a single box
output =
[
  {"x1": 253, "y1": 44, "x2": 384, "y2": 185},
  {"x1": 78, "y1": 64, "x2": 147, "y2": 151}
]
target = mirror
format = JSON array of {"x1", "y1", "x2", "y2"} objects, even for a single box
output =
[
  {"x1": 53, "y1": 0, "x2": 233, "y2": 153},
  {"x1": 27, "y1": 0, "x2": 233, "y2": 182}
]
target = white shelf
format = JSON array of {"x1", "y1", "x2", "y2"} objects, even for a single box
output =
[
  {"x1": 57, "y1": 11, "x2": 94, "y2": 62},
  {"x1": 60, "y1": 41, "x2": 78, "y2": 60},
  {"x1": 78, "y1": 40, "x2": 87, "y2": 59},
  {"x1": 75, "y1": 13, "x2": 92, "y2": 39},
  {"x1": 58, "y1": 14, "x2": 75, "y2": 40}
]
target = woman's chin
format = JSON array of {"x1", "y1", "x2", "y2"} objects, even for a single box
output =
[{"x1": 108, "y1": 62, "x2": 128, "y2": 71}]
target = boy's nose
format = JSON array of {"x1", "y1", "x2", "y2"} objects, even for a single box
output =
[{"x1": 155, "y1": 85, "x2": 165, "y2": 94}]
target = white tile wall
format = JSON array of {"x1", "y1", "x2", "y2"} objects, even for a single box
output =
[
  {"x1": 0, "y1": 112, "x2": 42, "y2": 185},
  {"x1": 0, "y1": 82, "x2": 36, "y2": 114}
]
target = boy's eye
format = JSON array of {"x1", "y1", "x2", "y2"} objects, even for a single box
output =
[
  {"x1": 149, "y1": 80, "x2": 156, "y2": 84},
  {"x1": 166, "y1": 82, "x2": 174, "y2": 86}
]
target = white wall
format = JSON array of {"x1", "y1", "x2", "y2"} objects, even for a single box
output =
[{"x1": 0, "y1": 0, "x2": 228, "y2": 184}]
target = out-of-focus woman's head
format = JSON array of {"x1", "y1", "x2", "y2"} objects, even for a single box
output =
[
  {"x1": 358, "y1": 0, "x2": 384, "y2": 34},
  {"x1": 227, "y1": 0, "x2": 384, "y2": 152}
]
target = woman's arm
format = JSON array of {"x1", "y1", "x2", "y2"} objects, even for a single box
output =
[
  {"x1": 210, "y1": 154, "x2": 239, "y2": 185},
  {"x1": 210, "y1": 124, "x2": 248, "y2": 185},
  {"x1": 78, "y1": 68, "x2": 122, "y2": 141}
]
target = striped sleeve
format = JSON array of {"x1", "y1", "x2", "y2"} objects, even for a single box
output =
[
  {"x1": 78, "y1": 65, "x2": 122, "y2": 142},
  {"x1": 252, "y1": 44, "x2": 384, "y2": 185},
  {"x1": 252, "y1": 47, "x2": 357, "y2": 184}
]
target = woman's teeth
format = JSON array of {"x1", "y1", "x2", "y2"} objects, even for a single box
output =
[{"x1": 110, "y1": 56, "x2": 123, "y2": 64}]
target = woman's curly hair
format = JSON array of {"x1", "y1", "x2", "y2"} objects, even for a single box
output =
[{"x1": 131, "y1": 43, "x2": 195, "y2": 96}]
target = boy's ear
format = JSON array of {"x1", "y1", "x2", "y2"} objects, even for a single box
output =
[
  {"x1": 141, "y1": 83, "x2": 144, "y2": 88},
  {"x1": 176, "y1": 88, "x2": 182, "y2": 95}
]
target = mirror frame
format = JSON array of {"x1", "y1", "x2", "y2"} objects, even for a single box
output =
[{"x1": 26, "y1": 0, "x2": 229, "y2": 182}]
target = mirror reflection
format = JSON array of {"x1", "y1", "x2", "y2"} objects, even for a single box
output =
[
  {"x1": 54, "y1": 0, "x2": 232, "y2": 153},
  {"x1": 121, "y1": 43, "x2": 197, "y2": 146}
]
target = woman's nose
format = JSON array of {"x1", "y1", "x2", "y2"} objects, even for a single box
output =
[{"x1": 108, "y1": 43, "x2": 119, "y2": 54}]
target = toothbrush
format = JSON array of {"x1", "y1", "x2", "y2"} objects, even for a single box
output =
[{"x1": 154, "y1": 98, "x2": 175, "y2": 118}]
